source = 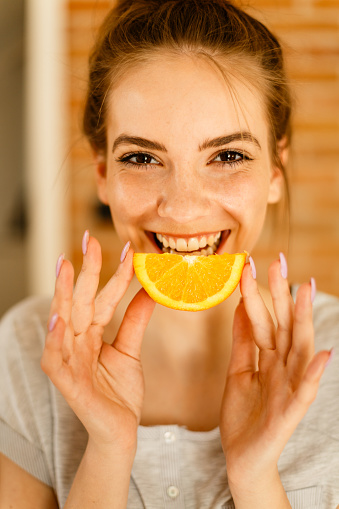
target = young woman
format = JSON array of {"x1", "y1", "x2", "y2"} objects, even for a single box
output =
[{"x1": 0, "y1": 1, "x2": 338, "y2": 508}]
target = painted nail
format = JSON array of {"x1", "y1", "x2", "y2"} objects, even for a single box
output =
[
  {"x1": 48, "y1": 313, "x2": 58, "y2": 332},
  {"x1": 82, "y1": 230, "x2": 89, "y2": 255},
  {"x1": 120, "y1": 241, "x2": 131, "y2": 263},
  {"x1": 249, "y1": 256, "x2": 256, "y2": 280},
  {"x1": 326, "y1": 348, "x2": 334, "y2": 368},
  {"x1": 310, "y1": 277, "x2": 316, "y2": 303},
  {"x1": 56, "y1": 253, "x2": 64, "y2": 278},
  {"x1": 279, "y1": 252, "x2": 288, "y2": 279}
]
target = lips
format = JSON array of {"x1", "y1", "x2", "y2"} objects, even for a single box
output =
[{"x1": 150, "y1": 230, "x2": 230, "y2": 255}]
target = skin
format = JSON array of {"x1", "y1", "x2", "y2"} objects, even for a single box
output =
[
  {"x1": 96, "y1": 55, "x2": 282, "y2": 255},
  {"x1": 0, "y1": 53, "x2": 331, "y2": 508},
  {"x1": 95, "y1": 54, "x2": 284, "y2": 431}
]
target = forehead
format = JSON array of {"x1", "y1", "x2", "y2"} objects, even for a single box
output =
[{"x1": 106, "y1": 54, "x2": 268, "y2": 149}]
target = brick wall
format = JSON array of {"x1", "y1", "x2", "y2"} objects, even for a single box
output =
[{"x1": 66, "y1": 0, "x2": 339, "y2": 295}]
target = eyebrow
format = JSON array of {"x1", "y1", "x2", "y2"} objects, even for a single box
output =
[
  {"x1": 112, "y1": 135, "x2": 167, "y2": 153},
  {"x1": 112, "y1": 131, "x2": 261, "y2": 153},
  {"x1": 199, "y1": 132, "x2": 261, "y2": 151}
]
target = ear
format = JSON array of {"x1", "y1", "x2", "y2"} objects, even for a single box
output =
[
  {"x1": 278, "y1": 136, "x2": 289, "y2": 168},
  {"x1": 267, "y1": 137, "x2": 289, "y2": 204},
  {"x1": 94, "y1": 152, "x2": 109, "y2": 205}
]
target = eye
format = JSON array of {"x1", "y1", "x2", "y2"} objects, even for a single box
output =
[
  {"x1": 116, "y1": 152, "x2": 160, "y2": 168},
  {"x1": 212, "y1": 150, "x2": 250, "y2": 167}
]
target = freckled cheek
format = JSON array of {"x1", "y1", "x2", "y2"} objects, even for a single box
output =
[
  {"x1": 216, "y1": 177, "x2": 268, "y2": 218},
  {"x1": 107, "y1": 178, "x2": 157, "y2": 225}
]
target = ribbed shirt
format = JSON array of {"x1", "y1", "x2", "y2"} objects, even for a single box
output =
[{"x1": 0, "y1": 289, "x2": 338, "y2": 508}]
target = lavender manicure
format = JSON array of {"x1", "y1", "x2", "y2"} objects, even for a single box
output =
[
  {"x1": 279, "y1": 252, "x2": 288, "y2": 279},
  {"x1": 326, "y1": 348, "x2": 334, "y2": 368},
  {"x1": 82, "y1": 230, "x2": 89, "y2": 255},
  {"x1": 56, "y1": 253, "x2": 64, "y2": 278},
  {"x1": 48, "y1": 313, "x2": 58, "y2": 332},
  {"x1": 310, "y1": 277, "x2": 317, "y2": 303},
  {"x1": 249, "y1": 256, "x2": 256, "y2": 280},
  {"x1": 120, "y1": 241, "x2": 131, "y2": 263}
]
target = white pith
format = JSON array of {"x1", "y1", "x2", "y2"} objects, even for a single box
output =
[{"x1": 155, "y1": 231, "x2": 222, "y2": 255}]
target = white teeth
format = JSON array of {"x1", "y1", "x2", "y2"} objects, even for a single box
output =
[
  {"x1": 199, "y1": 237, "x2": 207, "y2": 248},
  {"x1": 169, "y1": 237, "x2": 176, "y2": 249},
  {"x1": 176, "y1": 238, "x2": 188, "y2": 251},
  {"x1": 187, "y1": 238, "x2": 199, "y2": 252},
  {"x1": 155, "y1": 231, "x2": 223, "y2": 255},
  {"x1": 207, "y1": 235, "x2": 215, "y2": 246}
]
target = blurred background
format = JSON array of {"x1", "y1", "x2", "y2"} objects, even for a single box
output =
[{"x1": 1, "y1": 0, "x2": 338, "y2": 317}]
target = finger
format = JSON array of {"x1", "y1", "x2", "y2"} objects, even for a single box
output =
[
  {"x1": 72, "y1": 233, "x2": 102, "y2": 335},
  {"x1": 113, "y1": 288, "x2": 156, "y2": 360},
  {"x1": 93, "y1": 244, "x2": 135, "y2": 326},
  {"x1": 41, "y1": 315, "x2": 66, "y2": 382},
  {"x1": 287, "y1": 282, "x2": 314, "y2": 379},
  {"x1": 48, "y1": 257, "x2": 74, "y2": 325},
  {"x1": 240, "y1": 262, "x2": 276, "y2": 350},
  {"x1": 42, "y1": 316, "x2": 76, "y2": 399},
  {"x1": 268, "y1": 256, "x2": 294, "y2": 361},
  {"x1": 284, "y1": 350, "x2": 331, "y2": 430},
  {"x1": 228, "y1": 298, "x2": 257, "y2": 376}
]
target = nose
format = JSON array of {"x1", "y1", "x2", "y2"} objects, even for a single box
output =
[{"x1": 157, "y1": 169, "x2": 211, "y2": 223}]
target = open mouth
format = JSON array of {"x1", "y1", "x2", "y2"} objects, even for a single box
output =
[{"x1": 150, "y1": 230, "x2": 230, "y2": 256}]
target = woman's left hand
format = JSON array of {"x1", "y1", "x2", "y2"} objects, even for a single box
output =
[{"x1": 220, "y1": 257, "x2": 331, "y2": 498}]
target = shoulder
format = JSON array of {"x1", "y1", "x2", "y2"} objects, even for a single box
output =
[
  {"x1": 291, "y1": 286, "x2": 339, "y2": 350},
  {"x1": 312, "y1": 290, "x2": 339, "y2": 351},
  {"x1": 312, "y1": 290, "x2": 339, "y2": 332},
  {"x1": 0, "y1": 297, "x2": 55, "y2": 487},
  {"x1": 1, "y1": 294, "x2": 52, "y2": 327},
  {"x1": 0, "y1": 295, "x2": 52, "y2": 352},
  {"x1": 280, "y1": 289, "x2": 339, "y2": 503},
  {"x1": 0, "y1": 295, "x2": 53, "y2": 418}
]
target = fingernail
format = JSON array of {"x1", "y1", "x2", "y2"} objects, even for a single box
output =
[
  {"x1": 82, "y1": 230, "x2": 89, "y2": 255},
  {"x1": 249, "y1": 256, "x2": 256, "y2": 279},
  {"x1": 279, "y1": 252, "x2": 288, "y2": 279},
  {"x1": 310, "y1": 277, "x2": 316, "y2": 303},
  {"x1": 56, "y1": 253, "x2": 64, "y2": 278},
  {"x1": 120, "y1": 241, "x2": 131, "y2": 263},
  {"x1": 326, "y1": 348, "x2": 334, "y2": 368},
  {"x1": 48, "y1": 313, "x2": 58, "y2": 332}
]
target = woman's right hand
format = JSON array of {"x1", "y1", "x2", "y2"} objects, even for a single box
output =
[{"x1": 41, "y1": 233, "x2": 155, "y2": 454}]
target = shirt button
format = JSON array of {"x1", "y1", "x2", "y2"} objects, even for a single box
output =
[
  {"x1": 164, "y1": 431, "x2": 176, "y2": 443},
  {"x1": 167, "y1": 485, "x2": 180, "y2": 499}
]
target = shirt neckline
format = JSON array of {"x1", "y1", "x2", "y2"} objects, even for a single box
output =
[{"x1": 137, "y1": 423, "x2": 221, "y2": 442}]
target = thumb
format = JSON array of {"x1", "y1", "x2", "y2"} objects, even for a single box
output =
[
  {"x1": 228, "y1": 299, "x2": 257, "y2": 377},
  {"x1": 113, "y1": 288, "x2": 156, "y2": 360}
]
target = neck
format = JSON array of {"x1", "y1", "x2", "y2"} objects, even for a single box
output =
[{"x1": 143, "y1": 286, "x2": 241, "y2": 367}]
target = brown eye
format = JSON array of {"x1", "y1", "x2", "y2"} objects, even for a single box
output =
[
  {"x1": 134, "y1": 153, "x2": 154, "y2": 164},
  {"x1": 211, "y1": 150, "x2": 251, "y2": 168},
  {"x1": 218, "y1": 151, "x2": 242, "y2": 162},
  {"x1": 118, "y1": 152, "x2": 160, "y2": 167}
]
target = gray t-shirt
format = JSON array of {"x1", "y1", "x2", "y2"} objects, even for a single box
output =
[{"x1": 0, "y1": 289, "x2": 338, "y2": 508}]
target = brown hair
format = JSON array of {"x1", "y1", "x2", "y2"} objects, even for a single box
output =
[{"x1": 83, "y1": 0, "x2": 292, "y2": 181}]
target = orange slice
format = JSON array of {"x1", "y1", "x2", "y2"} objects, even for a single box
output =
[{"x1": 133, "y1": 252, "x2": 247, "y2": 311}]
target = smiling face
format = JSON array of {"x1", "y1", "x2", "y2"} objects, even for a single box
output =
[{"x1": 95, "y1": 53, "x2": 283, "y2": 256}]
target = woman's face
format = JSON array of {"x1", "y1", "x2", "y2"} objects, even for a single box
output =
[{"x1": 96, "y1": 54, "x2": 283, "y2": 255}]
